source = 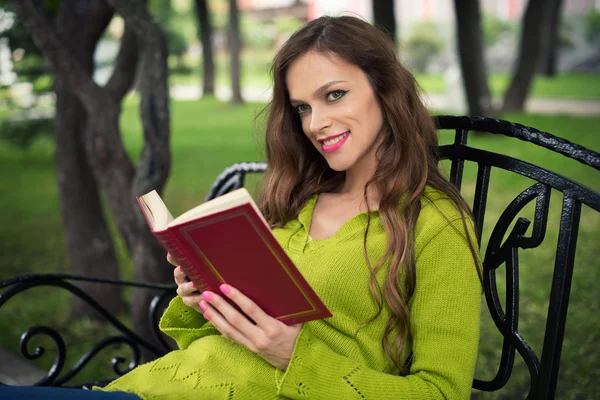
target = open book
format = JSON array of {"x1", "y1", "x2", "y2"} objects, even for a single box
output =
[{"x1": 137, "y1": 188, "x2": 332, "y2": 325}]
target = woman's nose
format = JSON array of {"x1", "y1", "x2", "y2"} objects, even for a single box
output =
[{"x1": 309, "y1": 107, "x2": 332, "y2": 134}]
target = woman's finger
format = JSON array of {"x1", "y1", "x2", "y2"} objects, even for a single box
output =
[
  {"x1": 173, "y1": 265, "x2": 190, "y2": 285},
  {"x1": 201, "y1": 290, "x2": 261, "y2": 338},
  {"x1": 200, "y1": 300, "x2": 256, "y2": 351},
  {"x1": 218, "y1": 284, "x2": 273, "y2": 328},
  {"x1": 181, "y1": 293, "x2": 204, "y2": 312},
  {"x1": 176, "y1": 281, "x2": 198, "y2": 297},
  {"x1": 166, "y1": 252, "x2": 178, "y2": 266}
]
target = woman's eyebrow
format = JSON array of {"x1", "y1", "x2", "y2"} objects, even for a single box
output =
[{"x1": 289, "y1": 80, "x2": 347, "y2": 104}]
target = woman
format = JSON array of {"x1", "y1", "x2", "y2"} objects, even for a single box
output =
[
  {"x1": 2, "y1": 15, "x2": 482, "y2": 400},
  {"x1": 104, "y1": 15, "x2": 481, "y2": 399}
]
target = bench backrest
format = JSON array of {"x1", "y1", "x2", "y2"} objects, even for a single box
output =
[{"x1": 204, "y1": 116, "x2": 600, "y2": 400}]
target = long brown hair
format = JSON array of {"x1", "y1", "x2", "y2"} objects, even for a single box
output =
[{"x1": 258, "y1": 16, "x2": 480, "y2": 372}]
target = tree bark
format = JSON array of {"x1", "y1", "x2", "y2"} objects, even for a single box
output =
[
  {"x1": 194, "y1": 0, "x2": 215, "y2": 96},
  {"x1": 373, "y1": 0, "x2": 396, "y2": 45},
  {"x1": 13, "y1": 0, "x2": 125, "y2": 319},
  {"x1": 13, "y1": 0, "x2": 172, "y2": 359},
  {"x1": 228, "y1": 0, "x2": 243, "y2": 104},
  {"x1": 538, "y1": 0, "x2": 564, "y2": 76},
  {"x1": 99, "y1": 0, "x2": 173, "y2": 360},
  {"x1": 453, "y1": 0, "x2": 493, "y2": 116},
  {"x1": 502, "y1": 0, "x2": 553, "y2": 112}
]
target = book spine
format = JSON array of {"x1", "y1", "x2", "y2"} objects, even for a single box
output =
[{"x1": 154, "y1": 230, "x2": 209, "y2": 292}]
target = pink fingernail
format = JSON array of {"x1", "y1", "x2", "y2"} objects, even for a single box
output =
[
  {"x1": 191, "y1": 282, "x2": 196, "y2": 289},
  {"x1": 219, "y1": 284, "x2": 231, "y2": 295},
  {"x1": 178, "y1": 266, "x2": 182, "y2": 272},
  {"x1": 201, "y1": 292, "x2": 213, "y2": 301},
  {"x1": 199, "y1": 301, "x2": 207, "y2": 311},
  {"x1": 204, "y1": 313, "x2": 211, "y2": 321}
]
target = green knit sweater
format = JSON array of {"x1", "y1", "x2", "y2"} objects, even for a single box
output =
[{"x1": 100, "y1": 188, "x2": 481, "y2": 399}]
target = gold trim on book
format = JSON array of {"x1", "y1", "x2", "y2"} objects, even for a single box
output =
[{"x1": 180, "y1": 208, "x2": 320, "y2": 320}]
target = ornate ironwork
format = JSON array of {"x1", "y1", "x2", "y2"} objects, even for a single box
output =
[
  {"x1": 0, "y1": 274, "x2": 176, "y2": 387},
  {"x1": 435, "y1": 116, "x2": 600, "y2": 399},
  {"x1": 434, "y1": 115, "x2": 600, "y2": 171},
  {"x1": 205, "y1": 161, "x2": 267, "y2": 201}
]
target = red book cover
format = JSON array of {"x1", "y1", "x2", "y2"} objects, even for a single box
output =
[{"x1": 138, "y1": 196, "x2": 331, "y2": 325}]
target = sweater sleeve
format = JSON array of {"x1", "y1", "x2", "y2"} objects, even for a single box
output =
[
  {"x1": 274, "y1": 218, "x2": 481, "y2": 399},
  {"x1": 159, "y1": 295, "x2": 220, "y2": 350}
]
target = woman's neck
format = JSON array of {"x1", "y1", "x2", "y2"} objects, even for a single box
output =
[{"x1": 335, "y1": 166, "x2": 380, "y2": 210}]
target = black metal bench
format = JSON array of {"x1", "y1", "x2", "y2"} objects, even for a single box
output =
[{"x1": 1, "y1": 116, "x2": 598, "y2": 399}]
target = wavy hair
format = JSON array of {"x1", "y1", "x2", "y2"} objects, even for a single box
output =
[{"x1": 258, "y1": 16, "x2": 481, "y2": 373}]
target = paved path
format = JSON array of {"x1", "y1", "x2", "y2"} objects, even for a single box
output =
[
  {"x1": 170, "y1": 85, "x2": 600, "y2": 117},
  {"x1": 0, "y1": 346, "x2": 46, "y2": 385}
]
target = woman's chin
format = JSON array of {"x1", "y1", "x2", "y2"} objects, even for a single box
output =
[{"x1": 325, "y1": 160, "x2": 351, "y2": 172}]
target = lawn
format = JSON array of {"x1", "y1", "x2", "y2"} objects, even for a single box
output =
[
  {"x1": 169, "y1": 50, "x2": 600, "y2": 100},
  {"x1": 0, "y1": 98, "x2": 599, "y2": 397},
  {"x1": 172, "y1": 69, "x2": 600, "y2": 100},
  {"x1": 416, "y1": 72, "x2": 600, "y2": 100}
]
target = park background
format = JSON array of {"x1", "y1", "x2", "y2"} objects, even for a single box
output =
[{"x1": 0, "y1": 0, "x2": 599, "y2": 398}]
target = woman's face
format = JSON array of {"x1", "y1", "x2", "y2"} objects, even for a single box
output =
[{"x1": 285, "y1": 51, "x2": 384, "y2": 173}]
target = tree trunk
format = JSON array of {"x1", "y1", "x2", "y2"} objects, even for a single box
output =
[
  {"x1": 13, "y1": 0, "x2": 172, "y2": 360},
  {"x1": 502, "y1": 0, "x2": 553, "y2": 112},
  {"x1": 47, "y1": 0, "x2": 125, "y2": 319},
  {"x1": 228, "y1": 0, "x2": 243, "y2": 104},
  {"x1": 538, "y1": 0, "x2": 564, "y2": 76},
  {"x1": 194, "y1": 0, "x2": 215, "y2": 96},
  {"x1": 373, "y1": 0, "x2": 396, "y2": 45},
  {"x1": 103, "y1": 0, "x2": 173, "y2": 360},
  {"x1": 453, "y1": 0, "x2": 493, "y2": 117}
]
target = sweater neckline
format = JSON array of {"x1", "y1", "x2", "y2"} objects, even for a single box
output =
[{"x1": 291, "y1": 193, "x2": 379, "y2": 253}]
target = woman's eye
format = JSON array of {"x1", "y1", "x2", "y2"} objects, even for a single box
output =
[
  {"x1": 295, "y1": 104, "x2": 311, "y2": 114},
  {"x1": 326, "y1": 90, "x2": 347, "y2": 102}
]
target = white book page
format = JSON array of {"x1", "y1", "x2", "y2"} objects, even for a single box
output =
[
  {"x1": 139, "y1": 190, "x2": 175, "y2": 231},
  {"x1": 171, "y1": 188, "x2": 267, "y2": 226}
]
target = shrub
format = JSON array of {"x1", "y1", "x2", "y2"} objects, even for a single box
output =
[
  {"x1": 585, "y1": 8, "x2": 600, "y2": 43},
  {"x1": 404, "y1": 23, "x2": 444, "y2": 73},
  {"x1": 482, "y1": 12, "x2": 517, "y2": 47},
  {"x1": 242, "y1": 16, "x2": 276, "y2": 50},
  {"x1": 0, "y1": 108, "x2": 54, "y2": 148}
]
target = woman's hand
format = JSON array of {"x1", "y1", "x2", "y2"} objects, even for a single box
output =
[
  {"x1": 199, "y1": 284, "x2": 303, "y2": 370},
  {"x1": 167, "y1": 253, "x2": 203, "y2": 313}
]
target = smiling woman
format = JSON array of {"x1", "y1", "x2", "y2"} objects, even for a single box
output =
[
  {"x1": 1, "y1": 16, "x2": 482, "y2": 400},
  {"x1": 287, "y1": 52, "x2": 384, "y2": 174}
]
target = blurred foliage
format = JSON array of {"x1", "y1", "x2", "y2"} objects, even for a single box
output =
[
  {"x1": 241, "y1": 16, "x2": 276, "y2": 50},
  {"x1": 0, "y1": 2, "x2": 52, "y2": 84},
  {"x1": 585, "y1": 8, "x2": 600, "y2": 43},
  {"x1": 0, "y1": 1, "x2": 55, "y2": 99},
  {"x1": 404, "y1": 22, "x2": 444, "y2": 73},
  {"x1": 0, "y1": 108, "x2": 53, "y2": 148},
  {"x1": 274, "y1": 15, "x2": 304, "y2": 41},
  {"x1": 149, "y1": 0, "x2": 191, "y2": 63},
  {"x1": 0, "y1": 2, "x2": 55, "y2": 150},
  {"x1": 482, "y1": 12, "x2": 516, "y2": 47},
  {"x1": 557, "y1": 17, "x2": 575, "y2": 49},
  {"x1": 241, "y1": 15, "x2": 303, "y2": 51}
]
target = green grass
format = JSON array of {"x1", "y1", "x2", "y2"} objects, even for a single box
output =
[
  {"x1": 173, "y1": 70, "x2": 600, "y2": 99},
  {"x1": 415, "y1": 72, "x2": 600, "y2": 99},
  {"x1": 1, "y1": 99, "x2": 599, "y2": 396},
  {"x1": 170, "y1": 49, "x2": 600, "y2": 100},
  {"x1": 489, "y1": 73, "x2": 600, "y2": 99}
]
